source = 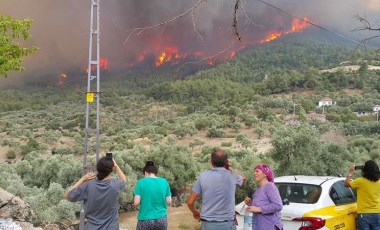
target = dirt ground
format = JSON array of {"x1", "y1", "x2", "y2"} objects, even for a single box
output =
[{"x1": 119, "y1": 205, "x2": 201, "y2": 230}]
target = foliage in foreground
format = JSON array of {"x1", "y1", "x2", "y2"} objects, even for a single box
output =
[
  {"x1": 0, "y1": 15, "x2": 38, "y2": 77},
  {"x1": 0, "y1": 121, "x2": 375, "y2": 224}
]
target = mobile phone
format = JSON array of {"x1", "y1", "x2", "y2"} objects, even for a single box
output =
[
  {"x1": 224, "y1": 160, "x2": 230, "y2": 170},
  {"x1": 355, "y1": 165, "x2": 363, "y2": 170},
  {"x1": 106, "y1": 152, "x2": 112, "y2": 159}
]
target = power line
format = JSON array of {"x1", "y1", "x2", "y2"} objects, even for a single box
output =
[{"x1": 256, "y1": 0, "x2": 367, "y2": 47}]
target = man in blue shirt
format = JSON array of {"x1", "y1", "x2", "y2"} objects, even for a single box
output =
[{"x1": 187, "y1": 149, "x2": 246, "y2": 230}]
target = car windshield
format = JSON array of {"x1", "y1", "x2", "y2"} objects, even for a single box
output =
[{"x1": 275, "y1": 183, "x2": 322, "y2": 204}]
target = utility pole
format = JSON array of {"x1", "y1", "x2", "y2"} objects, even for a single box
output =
[{"x1": 80, "y1": 0, "x2": 101, "y2": 229}]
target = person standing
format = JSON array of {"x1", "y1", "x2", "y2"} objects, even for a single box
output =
[
  {"x1": 245, "y1": 164, "x2": 283, "y2": 230},
  {"x1": 133, "y1": 161, "x2": 172, "y2": 230},
  {"x1": 64, "y1": 156, "x2": 127, "y2": 230},
  {"x1": 345, "y1": 160, "x2": 380, "y2": 230},
  {"x1": 187, "y1": 148, "x2": 246, "y2": 230}
]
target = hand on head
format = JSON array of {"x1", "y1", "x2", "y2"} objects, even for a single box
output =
[{"x1": 225, "y1": 159, "x2": 231, "y2": 170}]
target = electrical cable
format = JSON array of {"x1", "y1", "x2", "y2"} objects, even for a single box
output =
[{"x1": 256, "y1": 0, "x2": 369, "y2": 47}]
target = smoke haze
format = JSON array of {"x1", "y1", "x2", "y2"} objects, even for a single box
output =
[{"x1": 1, "y1": 0, "x2": 379, "y2": 86}]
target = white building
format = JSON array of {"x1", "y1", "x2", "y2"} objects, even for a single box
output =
[
  {"x1": 373, "y1": 105, "x2": 380, "y2": 112},
  {"x1": 317, "y1": 98, "x2": 334, "y2": 108}
]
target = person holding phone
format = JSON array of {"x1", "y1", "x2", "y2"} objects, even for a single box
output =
[
  {"x1": 345, "y1": 160, "x2": 380, "y2": 230},
  {"x1": 64, "y1": 155, "x2": 127, "y2": 230},
  {"x1": 187, "y1": 148, "x2": 246, "y2": 230}
]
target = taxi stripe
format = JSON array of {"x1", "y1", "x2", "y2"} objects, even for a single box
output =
[{"x1": 303, "y1": 203, "x2": 357, "y2": 230}]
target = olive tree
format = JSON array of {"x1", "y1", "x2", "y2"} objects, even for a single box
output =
[{"x1": 269, "y1": 124, "x2": 327, "y2": 176}]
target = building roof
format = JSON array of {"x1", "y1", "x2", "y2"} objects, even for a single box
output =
[{"x1": 319, "y1": 98, "x2": 332, "y2": 102}]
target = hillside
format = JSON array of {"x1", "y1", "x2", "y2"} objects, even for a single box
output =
[{"x1": 1, "y1": 33, "x2": 380, "y2": 228}]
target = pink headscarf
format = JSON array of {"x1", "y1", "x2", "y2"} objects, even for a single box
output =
[{"x1": 255, "y1": 164, "x2": 274, "y2": 182}]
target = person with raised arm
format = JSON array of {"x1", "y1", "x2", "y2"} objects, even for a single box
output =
[
  {"x1": 187, "y1": 148, "x2": 246, "y2": 230},
  {"x1": 64, "y1": 156, "x2": 126, "y2": 230}
]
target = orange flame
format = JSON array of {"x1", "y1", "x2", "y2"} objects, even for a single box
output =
[
  {"x1": 290, "y1": 17, "x2": 309, "y2": 32},
  {"x1": 99, "y1": 58, "x2": 109, "y2": 70},
  {"x1": 155, "y1": 46, "x2": 188, "y2": 67},
  {"x1": 127, "y1": 17, "x2": 310, "y2": 68},
  {"x1": 260, "y1": 17, "x2": 310, "y2": 43},
  {"x1": 229, "y1": 51, "x2": 236, "y2": 59},
  {"x1": 86, "y1": 57, "x2": 109, "y2": 73},
  {"x1": 58, "y1": 73, "x2": 67, "y2": 85}
]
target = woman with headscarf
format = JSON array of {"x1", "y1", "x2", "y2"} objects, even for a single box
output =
[{"x1": 245, "y1": 164, "x2": 283, "y2": 230}]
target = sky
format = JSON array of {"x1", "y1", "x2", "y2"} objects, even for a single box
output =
[{"x1": 1, "y1": 0, "x2": 380, "y2": 86}]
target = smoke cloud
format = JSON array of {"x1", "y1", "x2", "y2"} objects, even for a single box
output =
[{"x1": 0, "y1": 0, "x2": 379, "y2": 86}]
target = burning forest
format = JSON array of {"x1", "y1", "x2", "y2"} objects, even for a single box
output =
[{"x1": 1, "y1": 0, "x2": 379, "y2": 87}]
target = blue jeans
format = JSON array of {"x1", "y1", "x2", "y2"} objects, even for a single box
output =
[
  {"x1": 200, "y1": 221, "x2": 236, "y2": 230},
  {"x1": 357, "y1": 213, "x2": 380, "y2": 230}
]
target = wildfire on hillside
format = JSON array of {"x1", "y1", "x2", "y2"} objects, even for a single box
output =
[
  {"x1": 57, "y1": 17, "x2": 310, "y2": 85},
  {"x1": 58, "y1": 58, "x2": 109, "y2": 86},
  {"x1": 260, "y1": 18, "x2": 310, "y2": 43},
  {"x1": 126, "y1": 17, "x2": 310, "y2": 69}
]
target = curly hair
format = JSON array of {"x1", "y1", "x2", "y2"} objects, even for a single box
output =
[
  {"x1": 362, "y1": 160, "x2": 380, "y2": 182},
  {"x1": 96, "y1": 157, "x2": 114, "y2": 180}
]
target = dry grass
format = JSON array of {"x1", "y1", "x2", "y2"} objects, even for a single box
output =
[{"x1": 119, "y1": 205, "x2": 201, "y2": 230}]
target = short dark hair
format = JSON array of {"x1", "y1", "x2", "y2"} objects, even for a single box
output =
[
  {"x1": 143, "y1": 161, "x2": 158, "y2": 175},
  {"x1": 362, "y1": 160, "x2": 380, "y2": 182},
  {"x1": 96, "y1": 157, "x2": 114, "y2": 180},
  {"x1": 211, "y1": 149, "x2": 228, "y2": 167}
]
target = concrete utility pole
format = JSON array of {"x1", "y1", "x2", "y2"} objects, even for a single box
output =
[{"x1": 80, "y1": 0, "x2": 101, "y2": 229}]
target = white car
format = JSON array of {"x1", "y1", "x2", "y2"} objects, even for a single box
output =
[{"x1": 235, "y1": 175, "x2": 357, "y2": 230}]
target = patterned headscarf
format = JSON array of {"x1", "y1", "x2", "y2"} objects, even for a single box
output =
[{"x1": 254, "y1": 164, "x2": 274, "y2": 182}]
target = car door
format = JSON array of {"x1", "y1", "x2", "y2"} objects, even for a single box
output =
[{"x1": 325, "y1": 181, "x2": 357, "y2": 230}]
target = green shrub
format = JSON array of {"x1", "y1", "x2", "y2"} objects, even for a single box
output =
[
  {"x1": 51, "y1": 147, "x2": 74, "y2": 155},
  {"x1": 195, "y1": 117, "x2": 210, "y2": 130},
  {"x1": 6, "y1": 150, "x2": 16, "y2": 159},
  {"x1": 20, "y1": 145, "x2": 33, "y2": 156},
  {"x1": 221, "y1": 142, "x2": 232, "y2": 147},
  {"x1": 155, "y1": 126, "x2": 168, "y2": 136},
  {"x1": 206, "y1": 127, "x2": 225, "y2": 138}
]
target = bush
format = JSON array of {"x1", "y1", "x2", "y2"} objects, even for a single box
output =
[
  {"x1": 155, "y1": 126, "x2": 168, "y2": 137},
  {"x1": 195, "y1": 117, "x2": 210, "y2": 130},
  {"x1": 221, "y1": 142, "x2": 232, "y2": 147},
  {"x1": 6, "y1": 150, "x2": 16, "y2": 159},
  {"x1": 20, "y1": 145, "x2": 34, "y2": 156},
  {"x1": 206, "y1": 127, "x2": 225, "y2": 138},
  {"x1": 51, "y1": 147, "x2": 74, "y2": 155}
]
